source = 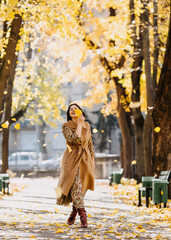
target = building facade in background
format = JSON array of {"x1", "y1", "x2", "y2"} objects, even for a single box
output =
[{"x1": 0, "y1": 81, "x2": 121, "y2": 160}]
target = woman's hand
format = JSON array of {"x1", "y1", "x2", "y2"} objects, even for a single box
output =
[
  {"x1": 77, "y1": 114, "x2": 85, "y2": 125},
  {"x1": 76, "y1": 115, "x2": 85, "y2": 136}
]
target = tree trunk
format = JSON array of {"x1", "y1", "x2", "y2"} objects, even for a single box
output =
[
  {"x1": 0, "y1": 40, "x2": 31, "y2": 131},
  {"x1": 152, "y1": 4, "x2": 171, "y2": 197},
  {"x1": 141, "y1": 0, "x2": 155, "y2": 175},
  {"x1": 129, "y1": 0, "x2": 145, "y2": 181},
  {"x1": 0, "y1": 21, "x2": 8, "y2": 123},
  {"x1": 153, "y1": 0, "x2": 159, "y2": 91},
  {"x1": 120, "y1": 139, "x2": 124, "y2": 171},
  {"x1": 115, "y1": 80, "x2": 133, "y2": 178},
  {"x1": 1, "y1": 57, "x2": 17, "y2": 173},
  {"x1": 0, "y1": 14, "x2": 22, "y2": 110}
]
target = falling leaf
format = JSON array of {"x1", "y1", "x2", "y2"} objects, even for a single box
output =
[
  {"x1": 21, "y1": 173, "x2": 24, "y2": 178},
  {"x1": 66, "y1": 144, "x2": 72, "y2": 153},
  {"x1": 43, "y1": 143, "x2": 47, "y2": 147},
  {"x1": 54, "y1": 133, "x2": 58, "y2": 138},
  {"x1": 161, "y1": 190, "x2": 163, "y2": 195},
  {"x1": 101, "y1": 130, "x2": 104, "y2": 133},
  {"x1": 154, "y1": 127, "x2": 160, "y2": 133},
  {"x1": 108, "y1": 139, "x2": 112, "y2": 143},
  {"x1": 6, "y1": 169, "x2": 16, "y2": 178},
  {"x1": 131, "y1": 160, "x2": 136, "y2": 165},
  {"x1": 92, "y1": 128, "x2": 98, "y2": 133},
  {"x1": 15, "y1": 122, "x2": 20, "y2": 130},
  {"x1": 12, "y1": 118, "x2": 16, "y2": 121},
  {"x1": 28, "y1": 173, "x2": 34, "y2": 176},
  {"x1": 75, "y1": 109, "x2": 82, "y2": 117},
  {"x1": 114, "y1": 160, "x2": 118, "y2": 162},
  {"x1": 148, "y1": 106, "x2": 153, "y2": 110},
  {"x1": 4, "y1": 90, "x2": 8, "y2": 95},
  {"x1": 7, "y1": 60, "x2": 10, "y2": 64},
  {"x1": 129, "y1": 101, "x2": 141, "y2": 108},
  {"x1": 2, "y1": 121, "x2": 9, "y2": 129}
]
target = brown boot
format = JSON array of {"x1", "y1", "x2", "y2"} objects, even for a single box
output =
[
  {"x1": 67, "y1": 206, "x2": 77, "y2": 225},
  {"x1": 78, "y1": 208, "x2": 88, "y2": 228}
]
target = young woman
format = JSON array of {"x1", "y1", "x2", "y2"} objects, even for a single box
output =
[{"x1": 56, "y1": 103, "x2": 95, "y2": 228}]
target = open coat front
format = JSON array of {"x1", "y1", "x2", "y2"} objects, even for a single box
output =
[{"x1": 56, "y1": 120, "x2": 95, "y2": 205}]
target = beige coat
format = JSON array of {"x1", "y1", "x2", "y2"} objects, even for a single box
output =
[{"x1": 57, "y1": 120, "x2": 95, "y2": 199}]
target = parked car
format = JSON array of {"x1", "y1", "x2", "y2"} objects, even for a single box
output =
[
  {"x1": 8, "y1": 152, "x2": 39, "y2": 172},
  {"x1": 0, "y1": 152, "x2": 62, "y2": 174},
  {"x1": 38, "y1": 155, "x2": 62, "y2": 172}
]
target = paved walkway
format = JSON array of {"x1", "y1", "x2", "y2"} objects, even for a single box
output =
[{"x1": 0, "y1": 177, "x2": 170, "y2": 240}]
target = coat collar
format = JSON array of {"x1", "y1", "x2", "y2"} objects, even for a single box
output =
[{"x1": 66, "y1": 120, "x2": 87, "y2": 132}]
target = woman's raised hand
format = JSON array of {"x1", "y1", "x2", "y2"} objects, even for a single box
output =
[{"x1": 77, "y1": 114, "x2": 85, "y2": 125}]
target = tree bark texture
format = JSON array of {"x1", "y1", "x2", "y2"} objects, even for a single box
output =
[
  {"x1": 108, "y1": 7, "x2": 133, "y2": 177},
  {"x1": 1, "y1": 57, "x2": 17, "y2": 173},
  {"x1": 141, "y1": 0, "x2": 155, "y2": 175},
  {"x1": 153, "y1": 0, "x2": 159, "y2": 91},
  {"x1": 152, "y1": 4, "x2": 171, "y2": 197},
  {"x1": 0, "y1": 14, "x2": 22, "y2": 111},
  {"x1": 115, "y1": 79, "x2": 134, "y2": 178},
  {"x1": 0, "y1": 21, "x2": 8, "y2": 123},
  {"x1": 129, "y1": 0, "x2": 145, "y2": 181},
  {"x1": 99, "y1": 55, "x2": 134, "y2": 178}
]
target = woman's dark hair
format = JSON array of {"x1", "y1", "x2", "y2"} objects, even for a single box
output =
[{"x1": 67, "y1": 103, "x2": 86, "y2": 121}]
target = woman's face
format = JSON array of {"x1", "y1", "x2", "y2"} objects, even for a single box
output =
[{"x1": 69, "y1": 105, "x2": 79, "y2": 118}]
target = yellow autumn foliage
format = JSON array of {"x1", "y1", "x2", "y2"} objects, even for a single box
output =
[{"x1": 0, "y1": 0, "x2": 169, "y2": 123}]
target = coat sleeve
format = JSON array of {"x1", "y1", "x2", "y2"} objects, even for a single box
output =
[
  {"x1": 88, "y1": 138, "x2": 95, "y2": 158},
  {"x1": 62, "y1": 123, "x2": 82, "y2": 146},
  {"x1": 87, "y1": 123, "x2": 95, "y2": 158}
]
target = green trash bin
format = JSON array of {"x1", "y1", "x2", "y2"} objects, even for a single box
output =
[
  {"x1": 0, "y1": 174, "x2": 10, "y2": 194},
  {"x1": 152, "y1": 179, "x2": 169, "y2": 204},
  {"x1": 109, "y1": 169, "x2": 124, "y2": 185},
  {"x1": 113, "y1": 172, "x2": 122, "y2": 184},
  {"x1": 142, "y1": 176, "x2": 155, "y2": 197}
]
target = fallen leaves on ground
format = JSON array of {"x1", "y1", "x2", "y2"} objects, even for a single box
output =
[{"x1": 0, "y1": 178, "x2": 170, "y2": 240}]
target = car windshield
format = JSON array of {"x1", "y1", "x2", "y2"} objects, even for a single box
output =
[
  {"x1": 21, "y1": 155, "x2": 29, "y2": 160},
  {"x1": 31, "y1": 154, "x2": 37, "y2": 160},
  {"x1": 9, "y1": 155, "x2": 17, "y2": 161}
]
